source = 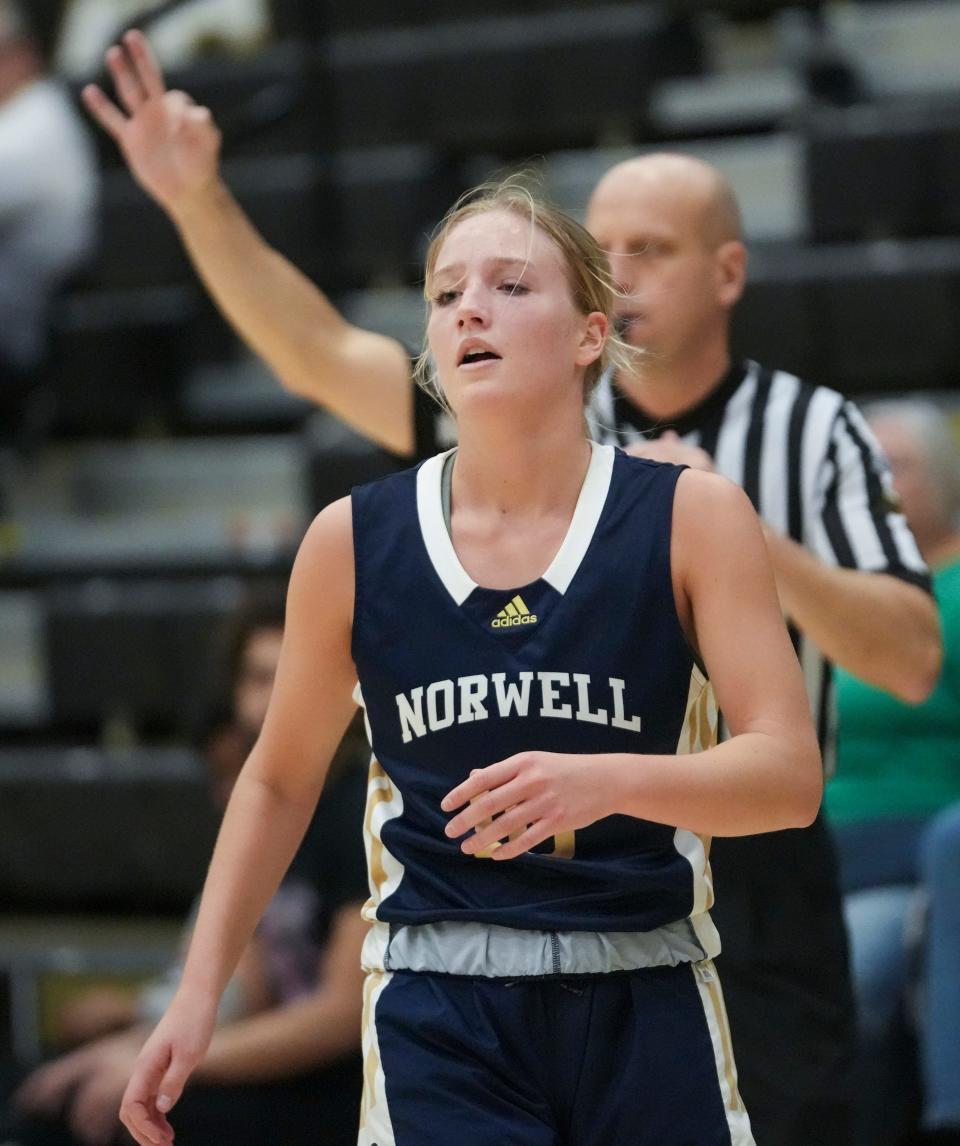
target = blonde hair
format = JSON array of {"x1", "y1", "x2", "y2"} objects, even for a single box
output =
[{"x1": 414, "y1": 174, "x2": 640, "y2": 413}]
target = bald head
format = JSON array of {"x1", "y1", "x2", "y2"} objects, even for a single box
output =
[
  {"x1": 584, "y1": 151, "x2": 748, "y2": 371},
  {"x1": 589, "y1": 153, "x2": 743, "y2": 249}
]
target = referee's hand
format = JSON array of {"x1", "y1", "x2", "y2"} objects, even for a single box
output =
[{"x1": 625, "y1": 431, "x2": 714, "y2": 471}]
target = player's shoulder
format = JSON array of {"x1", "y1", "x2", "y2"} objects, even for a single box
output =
[
  {"x1": 298, "y1": 496, "x2": 354, "y2": 566},
  {"x1": 674, "y1": 467, "x2": 755, "y2": 521},
  {"x1": 671, "y1": 470, "x2": 767, "y2": 583},
  {"x1": 346, "y1": 455, "x2": 429, "y2": 533}
]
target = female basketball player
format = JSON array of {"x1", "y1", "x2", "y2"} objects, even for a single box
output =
[{"x1": 117, "y1": 182, "x2": 821, "y2": 1146}]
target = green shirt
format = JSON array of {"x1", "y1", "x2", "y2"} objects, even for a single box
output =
[{"x1": 826, "y1": 558, "x2": 960, "y2": 826}]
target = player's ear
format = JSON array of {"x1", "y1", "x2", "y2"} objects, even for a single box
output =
[{"x1": 576, "y1": 312, "x2": 608, "y2": 367}]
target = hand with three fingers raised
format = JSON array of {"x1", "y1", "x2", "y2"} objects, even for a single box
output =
[{"x1": 81, "y1": 30, "x2": 222, "y2": 218}]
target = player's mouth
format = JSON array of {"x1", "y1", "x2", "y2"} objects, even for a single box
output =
[{"x1": 457, "y1": 340, "x2": 502, "y2": 369}]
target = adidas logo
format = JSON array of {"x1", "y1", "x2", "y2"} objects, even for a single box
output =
[{"x1": 491, "y1": 594, "x2": 538, "y2": 629}]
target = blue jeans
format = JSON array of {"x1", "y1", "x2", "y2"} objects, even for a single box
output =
[
  {"x1": 920, "y1": 802, "x2": 960, "y2": 1130},
  {"x1": 834, "y1": 807, "x2": 960, "y2": 1140}
]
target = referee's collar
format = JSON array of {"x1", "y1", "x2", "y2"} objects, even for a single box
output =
[{"x1": 611, "y1": 359, "x2": 748, "y2": 438}]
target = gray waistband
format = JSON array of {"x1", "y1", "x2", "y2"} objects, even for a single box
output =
[{"x1": 362, "y1": 917, "x2": 716, "y2": 978}]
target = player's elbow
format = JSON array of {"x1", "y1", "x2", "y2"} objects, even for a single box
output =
[
  {"x1": 790, "y1": 779, "x2": 824, "y2": 830},
  {"x1": 782, "y1": 741, "x2": 824, "y2": 829}
]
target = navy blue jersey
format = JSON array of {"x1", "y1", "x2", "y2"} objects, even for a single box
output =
[{"x1": 351, "y1": 442, "x2": 718, "y2": 940}]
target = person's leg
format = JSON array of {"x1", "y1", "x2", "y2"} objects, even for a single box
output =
[
  {"x1": 360, "y1": 971, "x2": 557, "y2": 1146},
  {"x1": 920, "y1": 803, "x2": 960, "y2": 1134},
  {"x1": 566, "y1": 963, "x2": 753, "y2": 1146},
  {"x1": 710, "y1": 819, "x2": 856, "y2": 1146},
  {"x1": 843, "y1": 884, "x2": 918, "y2": 1146}
]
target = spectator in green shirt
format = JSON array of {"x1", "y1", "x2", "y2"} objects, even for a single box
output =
[{"x1": 828, "y1": 398, "x2": 960, "y2": 1146}]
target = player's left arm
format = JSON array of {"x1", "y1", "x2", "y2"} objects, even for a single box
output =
[
  {"x1": 443, "y1": 471, "x2": 822, "y2": 854},
  {"x1": 191, "y1": 902, "x2": 368, "y2": 1083},
  {"x1": 765, "y1": 402, "x2": 940, "y2": 704}
]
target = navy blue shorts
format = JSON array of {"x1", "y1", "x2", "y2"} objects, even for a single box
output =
[{"x1": 358, "y1": 960, "x2": 753, "y2": 1145}]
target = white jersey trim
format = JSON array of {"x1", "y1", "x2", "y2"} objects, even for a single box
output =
[
  {"x1": 416, "y1": 448, "x2": 475, "y2": 605},
  {"x1": 415, "y1": 441, "x2": 614, "y2": 604},
  {"x1": 542, "y1": 441, "x2": 615, "y2": 593}
]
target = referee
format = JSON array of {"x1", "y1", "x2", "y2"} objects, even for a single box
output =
[
  {"x1": 85, "y1": 48, "x2": 942, "y2": 1145},
  {"x1": 583, "y1": 153, "x2": 940, "y2": 1146}
]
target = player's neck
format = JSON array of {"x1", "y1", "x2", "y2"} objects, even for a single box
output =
[
  {"x1": 616, "y1": 342, "x2": 732, "y2": 422},
  {"x1": 454, "y1": 412, "x2": 591, "y2": 518}
]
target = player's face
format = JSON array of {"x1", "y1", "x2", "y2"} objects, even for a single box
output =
[
  {"x1": 426, "y1": 209, "x2": 603, "y2": 417},
  {"x1": 586, "y1": 173, "x2": 730, "y2": 363}
]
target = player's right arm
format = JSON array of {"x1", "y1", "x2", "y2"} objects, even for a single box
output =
[
  {"x1": 82, "y1": 31, "x2": 416, "y2": 457},
  {"x1": 118, "y1": 498, "x2": 359, "y2": 1146}
]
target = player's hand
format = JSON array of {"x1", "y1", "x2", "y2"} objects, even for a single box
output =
[
  {"x1": 82, "y1": 30, "x2": 222, "y2": 216},
  {"x1": 118, "y1": 991, "x2": 216, "y2": 1146},
  {"x1": 625, "y1": 431, "x2": 715, "y2": 471},
  {"x1": 442, "y1": 752, "x2": 613, "y2": 860}
]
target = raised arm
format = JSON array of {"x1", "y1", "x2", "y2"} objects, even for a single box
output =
[
  {"x1": 118, "y1": 497, "x2": 360, "y2": 1146},
  {"x1": 82, "y1": 31, "x2": 415, "y2": 456},
  {"x1": 443, "y1": 471, "x2": 822, "y2": 856}
]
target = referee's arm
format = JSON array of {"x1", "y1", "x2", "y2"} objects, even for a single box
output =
[
  {"x1": 763, "y1": 531, "x2": 939, "y2": 703},
  {"x1": 765, "y1": 401, "x2": 941, "y2": 704}
]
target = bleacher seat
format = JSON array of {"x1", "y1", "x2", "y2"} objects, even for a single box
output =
[
  {"x1": 0, "y1": 746, "x2": 216, "y2": 913},
  {"x1": 47, "y1": 285, "x2": 198, "y2": 436},
  {"x1": 330, "y1": 146, "x2": 462, "y2": 288},
  {"x1": 0, "y1": 592, "x2": 48, "y2": 731},
  {"x1": 826, "y1": 1, "x2": 960, "y2": 100},
  {"x1": 805, "y1": 100, "x2": 960, "y2": 243},
  {"x1": 324, "y1": 7, "x2": 703, "y2": 154},
  {"x1": 315, "y1": 0, "x2": 612, "y2": 34},
  {"x1": 816, "y1": 241, "x2": 960, "y2": 394},
  {"x1": 43, "y1": 577, "x2": 247, "y2": 738},
  {"x1": 732, "y1": 239, "x2": 960, "y2": 395}
]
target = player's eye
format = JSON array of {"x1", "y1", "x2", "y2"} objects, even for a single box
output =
[
  {"x1": 500, "y1": 282, "x2": 529, "y2": 295},
  {"x1": 432, "y1": 290, "x2": 459, "y2": 306}
]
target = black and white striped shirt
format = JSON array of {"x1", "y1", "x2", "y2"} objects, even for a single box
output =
[{"x1": 587, "y1": 359, "x2": 931, "y2": 771}]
